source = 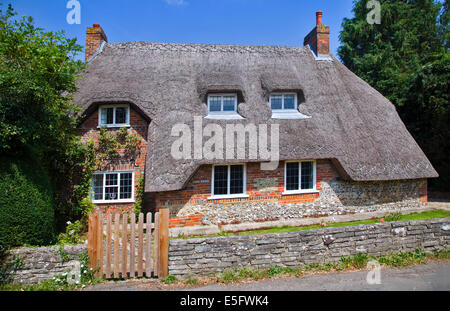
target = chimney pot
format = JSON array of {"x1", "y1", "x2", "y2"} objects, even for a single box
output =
[
  {"x1": 316, "y1": 11, "x2": 323, "y2": 25},
  {"x1": 304, "y1": 11, "x2": 330, "y2": 58}
]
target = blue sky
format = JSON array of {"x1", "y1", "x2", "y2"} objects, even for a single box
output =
[{"x1": 7, "y1": 0, "x2": 355, "y2": 60}]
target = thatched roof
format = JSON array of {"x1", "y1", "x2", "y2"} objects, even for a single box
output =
[{"x1": 72, "y1": 42, "x2": 438, "y2": 192}]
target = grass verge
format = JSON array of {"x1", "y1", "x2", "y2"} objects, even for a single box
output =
[
  {"x1": 175, "y1": 209, "x2": 450, "y2": 239},
  {"x1": 170, "y1": 248, "x2": 450, "y2": 286}
]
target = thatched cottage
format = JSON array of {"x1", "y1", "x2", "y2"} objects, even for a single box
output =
[{"x1": 74, "y1": 12, "x2": 437, "y2": 228}]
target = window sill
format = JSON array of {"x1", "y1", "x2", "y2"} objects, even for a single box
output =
[
  {"x1": 92, "y1": 199, "x2": 135, "y2": 204},
  {"x1": 204, "y1": 114, "x2": 245, "y2": 120},
  {"x1": 282, "y1": 190, "x2": 319, "y2": 196},
  {"x1": 97, "y1": 124, "x2": 131, "y2": 129},
  {"x1": 208, "y1": 194, "x2": 249, "y2": 200},
  {"x1": 271, "y1": 111, "x2": 311, "y2": 120}
]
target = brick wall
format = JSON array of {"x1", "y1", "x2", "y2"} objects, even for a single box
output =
[
  {"x1": 85, "y1": 24, "x2": 107, "y2": 61},
  {"x1": 79, "y1": 106, "x2": 149, "y2": 213},
  {"x1": 168, "y1": 217, "x2": 450, "y2": 278},
  {"x1": 157, "y1": 159, "x2": 337, "y2": 211},
  {"x1": 155, "y1": 160, "x2": 427, "y2": 227}
]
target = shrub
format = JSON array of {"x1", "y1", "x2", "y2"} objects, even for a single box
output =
[
  {"x1": 384, "y1": 212, "x2": 402, "y2": 222},
  {"x1": 0, "y1": 156, "x2": 56, "y2": 249},
  {"x1": 57, "y1": 220, "x2": 84, "y2": 245}
]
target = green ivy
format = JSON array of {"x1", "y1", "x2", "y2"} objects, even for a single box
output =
[
  {"x1": 94, "y1": 127, "x2": 141, "y2": 170},
  {"x1": 134, "y1": 175, "x2": 145, "y2": 216}
]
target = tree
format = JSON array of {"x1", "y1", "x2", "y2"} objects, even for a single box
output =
[
  {"x1": 0, "y1": 5, "x2": 94, "y2": 233},
  {"x1": 338, "y1": 0, "x2": 450, "y2": 191}
]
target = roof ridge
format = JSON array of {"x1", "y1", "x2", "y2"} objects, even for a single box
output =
[{"x1": 106, "y1": 41, "x2": 310, "y2": 54}]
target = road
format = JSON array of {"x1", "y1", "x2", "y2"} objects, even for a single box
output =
[
  {"x1": 189, "y1": 261, "x2": 450, "y2": 291},
  {"x1": 84, "y1": 261, "x2": 450, "y2": 291}
]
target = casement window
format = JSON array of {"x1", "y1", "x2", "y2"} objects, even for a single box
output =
[
  {"x1": 284, "y1": 160, "x2": 317, "y2": 194},
  {"x1": 205, "y1": 94, "x2": 244, "y2": 120},
  {"x1": 98, "y1": 104, "x2": 130, "y2": 127},
  {"x1": 270, "y1": 93, "x2": 311, "y2": 120},
  {"x1": 210, "y1": 164, "x2": 248, "y2": 199},
  {"x1": 270, "y1": 93, "x2": 297, "y2": 111},
  {"x1": 91, "y1": 171, "x2": 134, "y2": 203}
]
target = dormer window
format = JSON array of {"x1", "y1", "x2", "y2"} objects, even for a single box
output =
[
  {"x1": 270, "y1": 93, "x2": 297, "y2": 111},
  {"x1": 270, "y1": 93, "x2": 311, "y2": 120},
  {"x1": 205, "y1": 94, "x2": 244, "y2": 120},
  {"x1": 98, "y1": 104, "x2": 130, "y2": 127}
]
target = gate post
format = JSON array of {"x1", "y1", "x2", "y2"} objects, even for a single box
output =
[
  {"x1": 88, "y1": 213, "x2": 97, "y2": 270},
  {"x1": 158, "y1": 208, "x2": 169, "y2": 278}
]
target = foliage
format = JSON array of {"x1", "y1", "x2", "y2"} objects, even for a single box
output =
[
  {"x1": 0, "y1": 156, "x2": 56, "y2": 249},
  {"x1": 0, "y1": 4, "x2": 84, "y2": 153},
  {"x1": 0, "y1": 4, "x2": 95, "y2": 233},
  {"x1": 161, "y1": 274, "x2": 177, "y2": 284},
  {"x1": 94, "y1": 127, "x2": 141, "y2": 170},
  {"x1": 134, "y1": 175, "x2": 145, "y2": 216},
  {"x1": 0, "y1": 247, "x2": 23, "y2": 285},
  {"x1": 377, "y1": 248, "x2": 428, "y2": 267},
  {"x1": 80, "y1": 196, "x2": 95, "y2": 232},
  {"x1": 338, "y1": 0, "x2": 450, "y2": 190},
  {"x1": 383, "y1": 211, "x2": 402, "y2": 222},
  {"x1": 208, "y1": 248, "x2": 448, "y2": 285},
  {"x1": 52, "y1": 140, "x2": 96, "y2": 232},
  {"x1": 340, "y1": 253, "x2": 369, "y2": 269},
  {"x1": 0, "y1": 251, "x2": 101, "y2": 290},
  {"x1": 57, "y1": 220, "x2": 85, "y2": 245},
  {"x1": 183, "y1": 276, "x2": 198, "y2": 285}
]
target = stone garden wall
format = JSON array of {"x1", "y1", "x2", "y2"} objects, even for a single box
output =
[
  {"x1": 168, "y1": 217, "x2": 450, "y2": 278},
  {"x1": 7, "y1": 244, "x2": 87, "y2": 284}
]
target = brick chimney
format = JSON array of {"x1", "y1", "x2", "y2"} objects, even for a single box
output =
[
  {"x1": 303, "y1": 11, "x2": 330, "y2": 58},
  {"x1": 85, "y1": 24, "x2": 108, "y2": 61}
]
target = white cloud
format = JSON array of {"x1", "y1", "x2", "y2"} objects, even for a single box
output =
[{"x1": 164, "y1": 0, "x2": 188, "y2": 6}]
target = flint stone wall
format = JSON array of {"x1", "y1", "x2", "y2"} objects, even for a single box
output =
[
  {"x1": 176, "y1": 179, "x2": 426, "y2": 225},
  {"x1": 7, "y1": 244, "x2": 87, "y2": 285},
  {"x1": 169, "y1": 217, "x2": 450, "y2": 277}
]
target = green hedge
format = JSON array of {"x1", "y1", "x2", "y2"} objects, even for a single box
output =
[{"x1": 0, "y1": 157, "x2": 56, "y2": 249}]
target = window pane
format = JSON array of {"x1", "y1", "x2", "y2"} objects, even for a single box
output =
[
  {"x1": 270, "y1": 95, "x2": 283, "y2": 110},
  {"x1": 120, "y1": 173, "x2": 133, "y2": 199},
  {"x1": 105, "y1": 186, "x2": 118, "y2": 201},
  {"x1": 105, "y1": 173, "x2": 118, "y2": 186},
  {"x1": 301, "y1": 162, "x2": 314, "y2": 190},
  {"x1": 286, "y1": 162, "x2": 299, "y2": 191},
  {"x1": 115, "y1": 107, "x2": 127, "y2": 124},
  {"x1": 222, "y1": 96, "x2": 236, "y2": 112},
  {"x1": 230, "y1": 165, "x2": 244, "y2": 194},
  {"x1": 284, "y1": 95, "x2": 296, "y2": 110},
  {"x1": 93, "y1": 174, "x2": 103, "y2": 200},
  {"x1": 209, "y1": 96, "x2": 222, "y2": 112},
  {"x1": 100, "y1": 108, "x2": 114, "y2": 125},
  {"x1": 213, "y1": 166, "x2": 228, "y2": 195},
  {"x1": 101, "y1": 108, "x2": 114, "y2": 124}
]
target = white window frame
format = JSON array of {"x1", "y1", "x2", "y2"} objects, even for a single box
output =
[
  {"x1": 283, "y1": 160, "x2": 318, "y2": 195},
  {"x1": 205, "y1": 94, "x2": 244, "y2": 120},
  {"x1": 98, "y1": 104, "x2": 130, "y2": 128},
  {"x1": 269, "y1": 93, "x2": 311, "y2": 120},
  {"x1": 270, "y1": 93, "x2": 298, "y2": 111},
  {"x1": 91, "y1": 171, "x2": 135, "y2": 203},
  {"x1": 209, "y1": 163, "x2": 249, "y2": 200}
]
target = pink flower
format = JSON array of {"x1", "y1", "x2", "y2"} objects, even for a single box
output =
[
  {"x1": 321, "y1": 222, "x2": 326, "y2": 227},
  {"x1": 380, "y1": 219, "x2": 385, "y2": 223}
]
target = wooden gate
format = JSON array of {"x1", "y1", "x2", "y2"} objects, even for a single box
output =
[{"x1": 87, "y1": 209, "x2": 169, "y2": 279}]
